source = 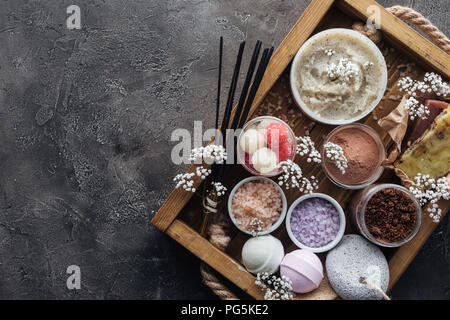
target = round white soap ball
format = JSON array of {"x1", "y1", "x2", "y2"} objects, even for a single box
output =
[
  {"x1": 326, "y1": 234, "x2": 389, "y2": 300},
  {"x1": 251, "y1": 147, "x2": 278, "y2": 174},
  {"x1": 239, "y1": 128, "x2": 265, "y2": 154},
  {"x1": 241, "y1": 235, "x2": 285, "y2": 275}
]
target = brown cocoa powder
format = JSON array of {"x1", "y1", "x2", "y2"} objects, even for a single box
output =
[
  {"x1": 325, "y1": 128, "x2": 381, "y2": 185},
  {"x1": 364, "y1": 188, "x2": 417, "y2": 243}
]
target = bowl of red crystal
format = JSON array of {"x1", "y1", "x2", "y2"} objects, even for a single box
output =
[
  {"x1": 286, "y1": 193, "x2": 346, "y2": 253},
  {"x1": 237, "y1": 116, "x2": 297, "y2": 177}
]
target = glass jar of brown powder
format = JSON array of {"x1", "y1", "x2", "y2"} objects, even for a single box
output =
[
  {"x1": 349, "y1": 183, "x2": 422, "y2": 247},
  {"x1": 321, "y1": 123, "x2": 386, "y2": 190}
]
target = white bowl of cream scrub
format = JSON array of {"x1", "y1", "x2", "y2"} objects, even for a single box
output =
[{"x1": 290, "y1": 28, "x2": 387, "y2": 125}]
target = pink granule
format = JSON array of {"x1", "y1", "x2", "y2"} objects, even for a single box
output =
[{"x1": 230, "y1": 180, "x2": 283, "y2": 232}]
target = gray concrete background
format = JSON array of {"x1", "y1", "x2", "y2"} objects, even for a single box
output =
[{"x1": 0, "y1": 0, "x2": 448, "y2": 299}]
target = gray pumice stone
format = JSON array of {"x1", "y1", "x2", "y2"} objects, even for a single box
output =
[{"x1": 326, "y1": 234, "x2": 389, "y2": 300}]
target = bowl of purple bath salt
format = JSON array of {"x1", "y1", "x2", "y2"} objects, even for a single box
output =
[{"x1": 286, "y1": 193, "x2": 346, "y2": 253}]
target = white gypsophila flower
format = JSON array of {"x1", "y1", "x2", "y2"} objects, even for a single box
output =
[
  {"x1": 363, "y1": 61, "x2": 374, "y2": 69},
  {"x1": 326, "y1": 58, "x2": 359, "y2": 84},
  {"x1": 189, "y1": 144, "x2": 227, "y2": 164},
  {"x1": 398, "y1": 72, "x2": 449, "y2": 120},
  {"x1": 409, "y1": 173, "x2": 450, "y2": 223},
  {"x1": 296, "y1": 136, "x2": 322, "y2": 163},
  {"x1": 249, "y1": 218, "x2": 264, "y2": 237},
  {"x1": 404, "y1": 97, "x2": 430, "y2": 120},
  {"x1": 173, "y1": 172, "x2": 196, "y2": 193},
  {"x1": 424, "y1": 72, "x2": 450, "y2": 97},
  {"x1": 195, "y1": 166, "x2": 212, "y2": 180},
  {"x1": 277, "y1": 159, "x2": 319, "y2": 194},
  {"x1": 398, "y1": 76, "x2": 430, "y2": 96},
  {"x1": 324, "y1": 49, "x2": 335, "y2": 56},
  {"x1": 427, "y1": 203, "x2": 442, "y2": 224},
  {"x1": 255, "y1": 272, "x2": 294, "y2": 301},
  {"x1": 323, "y1": 142, "x2": 348, "y2": 174},
  {"x1": 210, "y1": 181, "x2": 227, "y2": 197}
]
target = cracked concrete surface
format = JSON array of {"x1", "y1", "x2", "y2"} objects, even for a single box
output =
[{"x1": 0, "y1": 0, "x2": 449, "y2": 299}]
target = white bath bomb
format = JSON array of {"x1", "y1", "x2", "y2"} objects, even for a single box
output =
[
  {"x1": 326, "y1": 234, "x2": 389, "y2": 300},
  {"x1": 251, "y1": 147, "x2": 278, "y2": 174},
  {"x1": 239, "y1": 129, "x2": 265, "y2": 154},
  {"x1": 242, "y1": 235, "x2": 285, "y2": 275}
]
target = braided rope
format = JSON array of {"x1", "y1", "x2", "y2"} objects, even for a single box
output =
[
  {"x1": 200, "y1": 263, "x2": 239, "y2": 300},
  {"x1": 387, "y1": 6, "x2": 450, "y2": 54},
  {"x1": 200, "y1": 6, "x2": 450, "y2": 300}
]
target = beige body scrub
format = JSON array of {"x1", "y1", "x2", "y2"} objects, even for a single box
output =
[{"x1": 290, "y1": 29, "x2": 387, "y2": 124}]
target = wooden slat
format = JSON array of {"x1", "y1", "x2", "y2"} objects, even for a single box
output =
[
  {"x1": 387, "y1": 200, "x2": 450, "y2": 291},
  {"x1": 337, "y1": 0, "x2": 450, "y2": 78},
  {"x1": 151, "y1": 0, "x2": 335, "y2": 232},
  {"x1": 166, "y1": 219, "x2": 264, "y2": 299}
]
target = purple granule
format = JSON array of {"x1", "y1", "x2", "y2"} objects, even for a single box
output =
[{"x1": 290, "y1": 197, "x2": 340, "y2": 248}]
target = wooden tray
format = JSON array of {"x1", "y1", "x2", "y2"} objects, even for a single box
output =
[{"x1": 151, "y1": 0, "x2": 450, "y2": 300}]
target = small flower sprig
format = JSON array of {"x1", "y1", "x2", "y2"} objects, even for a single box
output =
[
  {"x1": 174, "y1": 144, "x2": 225, "y2": 194},
  {"x1": 399, "y1": 73, "x2": 450, "y2": 97},
  {"x1": 324, "y1": 49, "x2": 335, "y2": 56},
  {"x1": 195, "y1": 166, "x2": 212, "y2": 180},
  {"x1": 404, "y1": 97, "x2": 430, "y2": 120},
  {"x1": 427, "y1": 203, "x2": 442, "y2": 223},
  {"x1": 255, "y1": 272, "x2": 294, "y2": 300},
  {"x1": 174, "y1": 165, "x2": 212, "y2": 193},
  {"x1": 363, "y1": 61, "x2": 374, "y2": 69},
  {"x1": 248, "y1": 218, "x2": 264, "y2": 237},
  {"x1": 210, "y1": 181, "x2": 227, "y2": 197},
  {"x1": 397, "y1": 72, "x2": 450, "y2": 120},
  {"x1": 296, "y1": 136, "x2": 322, "y2": 164},
  {"x1": 277, "y1": 159, "x2": 319, "y2": 194},
  {"x1": 174, "y1": 172, "x2": 196, "y2": 192},
  {"x1": 424, "y1": 72, "x2": 450, "y2": 97},
  {"x1": 323, "y1": 142, "x2": 348, "y2": 174},
  {"x1": 326, "y1": 58, "x2": 359, "y2": 83},
  {"x1": 409, "y1": 173, "x2": 450, "y2": 223},
  {"x1": 189, "y1": 144, "x2": 227, "y2": 165}
]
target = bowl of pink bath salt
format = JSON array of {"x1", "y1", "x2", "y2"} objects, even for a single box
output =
[{"x1": 286, "y1": 193, "x2": 346, "y2": 253}]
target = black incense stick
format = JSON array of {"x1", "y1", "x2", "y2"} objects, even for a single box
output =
[
  {"x1": 211, "y1": 37, "x2": 224, "y2": 183},
  {"x1": 214, "y1": 37, "x2": 223, "y2": 132},
  {"x1": 217, "y1": 46, "x2": 274, "y2": 183},
  {"x1": 220, "y1": 41, "x2": 245, "y2": 146},
  {"x1": 212, "y1": 41, "x2": 245, "y2": 182},
  {"x1": 230, "y1": 40, "x2": 262, "y2": 131},
  {"x1": 237, "y1": 46, "x2": 273, "y2": 129}
]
